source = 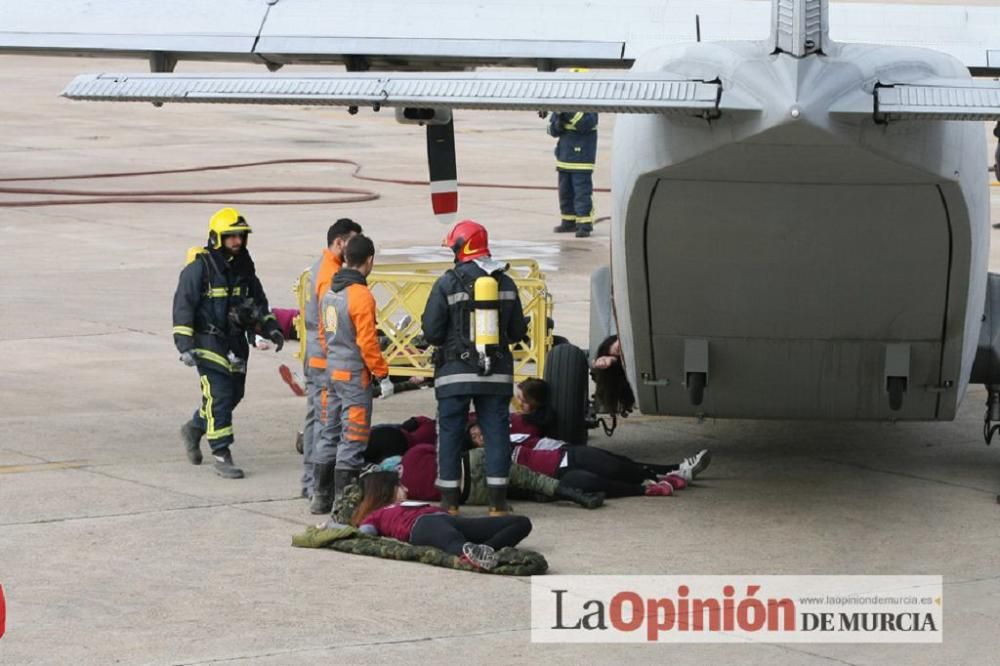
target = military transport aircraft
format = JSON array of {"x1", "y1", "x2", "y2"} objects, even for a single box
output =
[{"x1": 4, "y1": 0, "x2": 1000, "y2": 444}]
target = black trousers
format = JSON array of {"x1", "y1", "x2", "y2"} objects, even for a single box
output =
[
  {"x1": 557, "y1": 447, "x2": 679, "y2": 498},
  {"x1": 566, "y1": 446, "x2": 676, "y2": 482},
  {"x1": 410, "y1": 514, "x2": 532, "y2": 556}
]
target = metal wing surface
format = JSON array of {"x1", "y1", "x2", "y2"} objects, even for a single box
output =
[
  {"x1": 1, "y1": 1, "x2": 998, "y2": 73},
  {"x1": 60, "y1": 71, "x2": 763, "y2": 118}
]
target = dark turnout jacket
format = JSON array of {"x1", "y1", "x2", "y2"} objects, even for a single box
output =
[
  {"x1": 548, "y1": 112, "x2": 598, "y2": 171},
  {"x1": 172, "y1": 247, "x2": 278, "y2": 369},
  {"x1": 421, "y1": 260, "x2": 527, "y2": 398}
]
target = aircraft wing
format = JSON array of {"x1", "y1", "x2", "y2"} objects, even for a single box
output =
[
  {"x1": 60, "y1": 72, "x2": 763, "y2": 118},
  {"x1": 831, "y1": 78, "x2": 1000, "y2": 121},
  {"x1": 1, "y1": 0, "x2": 998, "y2": 74}
]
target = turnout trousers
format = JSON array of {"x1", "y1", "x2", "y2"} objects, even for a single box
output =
[
  {"x1": 437, "y1": 393, "x2": 511, "y2": 491},
  {"x1": 558, "y1": 170, "x2": 594, "y2": 226},
  {"x1": 191, "y1": 361, "x2": 246, "y2": 452}
]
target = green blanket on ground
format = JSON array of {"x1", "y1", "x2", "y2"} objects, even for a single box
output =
[{"x1": 293, "y1": 483, "x2": 547, "y2": 575}]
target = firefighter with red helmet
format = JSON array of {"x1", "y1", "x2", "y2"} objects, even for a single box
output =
[{"x1": 421, "y1": 220, "x2": 528, "y2": 515}]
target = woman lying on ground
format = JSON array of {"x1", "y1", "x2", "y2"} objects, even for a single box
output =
[
  {"x1": 469, "y1": 421, "x2": 700, "y2": 498},
  {"x1": 495, "y1": 377, "x2": 713, "y2": 498},
  {"x1": 351, "y1": 471, "x2": 533, "y2": 570},
  {"x1": 398, "y1": 440, "x2": 604, "y2": 509}
]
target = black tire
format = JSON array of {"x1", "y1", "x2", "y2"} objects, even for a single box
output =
[
  {"x1": 295, "y1": 431, "x2": 304, "y2": 455},
  {"x1": 544, "y1": 343, "x2": 589, "y2": 445}
]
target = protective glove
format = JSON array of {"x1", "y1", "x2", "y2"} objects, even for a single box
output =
[
  {"x1": 268, "y1": 329, "x2": 284, "y2": 352},
  {"x1": 179, "y1": 351, "x2": 197, "y2": 367},
  {"x1": 379, "y1": 377, "x2": 395, "y2": 399}
]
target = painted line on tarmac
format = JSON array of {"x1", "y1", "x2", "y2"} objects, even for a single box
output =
[{"x1": 0, "y1": 461, "x2": 86, "y2": 474}]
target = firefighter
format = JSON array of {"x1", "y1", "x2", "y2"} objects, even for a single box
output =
[
  {"x1": 548, "y1": 108, "x2": 598, "y2": 238},
  {"x1": 300, "y1": 218, "x2": 362, "y2": 499},
  {"x1": 421, "y1": 220, "x2": 528, "y2": 515},
  {"x1": 174, "y1": 208, "x2": 284, "y2": 479}
]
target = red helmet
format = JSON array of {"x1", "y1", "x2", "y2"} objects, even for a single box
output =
[{"x1": 444, "y1": 219, "x2": 490, "y2": 262}]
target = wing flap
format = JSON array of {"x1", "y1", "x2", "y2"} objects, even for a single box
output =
[
  {"x1": 62, "y1": 72, "x2": 761, "y2": 117},
  {"x1": 875, "y1": 80, "x2": 1000, "y2": 121}
]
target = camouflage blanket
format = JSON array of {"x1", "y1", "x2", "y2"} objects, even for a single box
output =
[{"x1": 294, "y1": 483, "x2": 547, "y2": 575}]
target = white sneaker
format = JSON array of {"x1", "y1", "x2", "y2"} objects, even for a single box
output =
[
  {"x1": 677, "y1": 449, "x2": 712, "y2": 478},
  {"x1": 660, "y1": 466, "x2": 693, "y2": 483},
  {"x1": 461, "y1": 542, "x2": 498, "y2": 570}
]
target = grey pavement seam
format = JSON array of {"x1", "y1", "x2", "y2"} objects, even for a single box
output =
[
  {"x1": 170, "y1": 626, "x2": 531, "y2": 665},
  {"x1": 814, "y1": 456, "x2": 998, "y2": 495},
  {"x1": 0, "y1": 496, "x2": 307, "y2": 528}
]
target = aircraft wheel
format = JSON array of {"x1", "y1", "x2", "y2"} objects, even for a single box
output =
[{"x1": 544, "y1": 343, "x2": 589, "y2": 445}]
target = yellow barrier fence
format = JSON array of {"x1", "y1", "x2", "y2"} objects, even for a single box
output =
[{"x1": 293, "y1": 259, "x2": 554, "y2": 381}]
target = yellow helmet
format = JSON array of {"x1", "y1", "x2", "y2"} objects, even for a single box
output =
[
  {"x1": 570, "y1": 67, "x2": 590, "y2": 73},
  {"x1": 207, "y1": 207, "x2": 251, "y2": 249}
]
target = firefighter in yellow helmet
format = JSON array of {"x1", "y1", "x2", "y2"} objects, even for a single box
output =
[
  {"x1": 548, "y1": 69, "x2": 599, "y2": 237},
  {"x1": 172, "y1": 208, "x2": 284, "y2": 479}
]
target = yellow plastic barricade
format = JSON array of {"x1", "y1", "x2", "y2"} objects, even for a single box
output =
[
  {"x1": 295, "y1": 260, "x2": 553, "y2": 381},
  {"x1": 292, "y1": 268, "x2": 310, "y2": 362}
]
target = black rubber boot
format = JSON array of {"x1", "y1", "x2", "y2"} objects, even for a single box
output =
[
  {"x1": 180, "y1": 420, "x2": 204, "y2": 465},
  {"x1": 212, "y1": 448, "x2": 244, "y2": 479},
  {"x1": 439, "y1": 487, "x2": 461, "y2": 516},
  {"x1": 333, "y1": 469, "x2": 359, "y2": 502},
  {"x1": 553, "y1": 220, "x2": 577, "y2": 233},
  {"x1": 310, "y1": 463, "x2": 336, "y2": 515},
  {"x1": 487, "y1": 485, "x2": 512, "y2": 516},
  {"x1": 574, "y1": 223, "x2": 593, "y2": 238},
  {"x1": 554, "y1": 483, "x2": 605, "y2": 509}
]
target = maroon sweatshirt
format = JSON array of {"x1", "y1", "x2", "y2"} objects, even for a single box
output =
[
  {"x1": 360, "y1": 503, "x2": 442, "y2": 541},
  {"x1": 400, "y1": 443, "x2": 441, "y2": 502},
  {"x1": 511, "y1": 445, "x2": 564, "y2": 477}
]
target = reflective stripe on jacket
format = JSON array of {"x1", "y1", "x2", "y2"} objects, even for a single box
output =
[
  {"x1": 549, "y1": 111, "x2": 598, "y2": 171},
  {"x1": 172, "y1": 247, "x2": 278, "y2": 363},
  {"x1": 421, "y1": 260, "x2": 528, "y2": 398}
]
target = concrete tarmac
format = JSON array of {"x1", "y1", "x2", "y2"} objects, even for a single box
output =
[{"x1": 1, "y1": 56, "x2": 1000, "y2": 665}]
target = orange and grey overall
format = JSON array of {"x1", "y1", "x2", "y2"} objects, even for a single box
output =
[
  {"x1": 317, "y1": 267, "x2": 389, "y2": 470},
  {"x1": 300, "y1": 249, "x2": 342, "y2": 489}
]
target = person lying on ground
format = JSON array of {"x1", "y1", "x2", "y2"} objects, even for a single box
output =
[
  {"x1": 362, "y1": 416, "x2": 437, "y2": 464},
  {"x1": 469, "y1": 422, "x2": 712, "y2": 498},
  {"x1": 397, "y1": 441, "x2": 603, "y2": 509},
  {"x1": 351, "y1": 471, "x2": 534, "y2": 571},
  {"x1": 510, "y1": 377, "x2": 555, "y2": 437}
]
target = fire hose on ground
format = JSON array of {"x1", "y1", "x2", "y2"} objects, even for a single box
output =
[{"x1": 0, "y1": 158, "x2": 610, "y2": 225}]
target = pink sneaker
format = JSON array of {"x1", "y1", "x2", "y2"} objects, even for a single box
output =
[
  {"x1": 644, "y1": 481, "x2": 674, "y2": 497},
  {"x1": 661, "y1": 473, "x2": 687, "y2": 490}
]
